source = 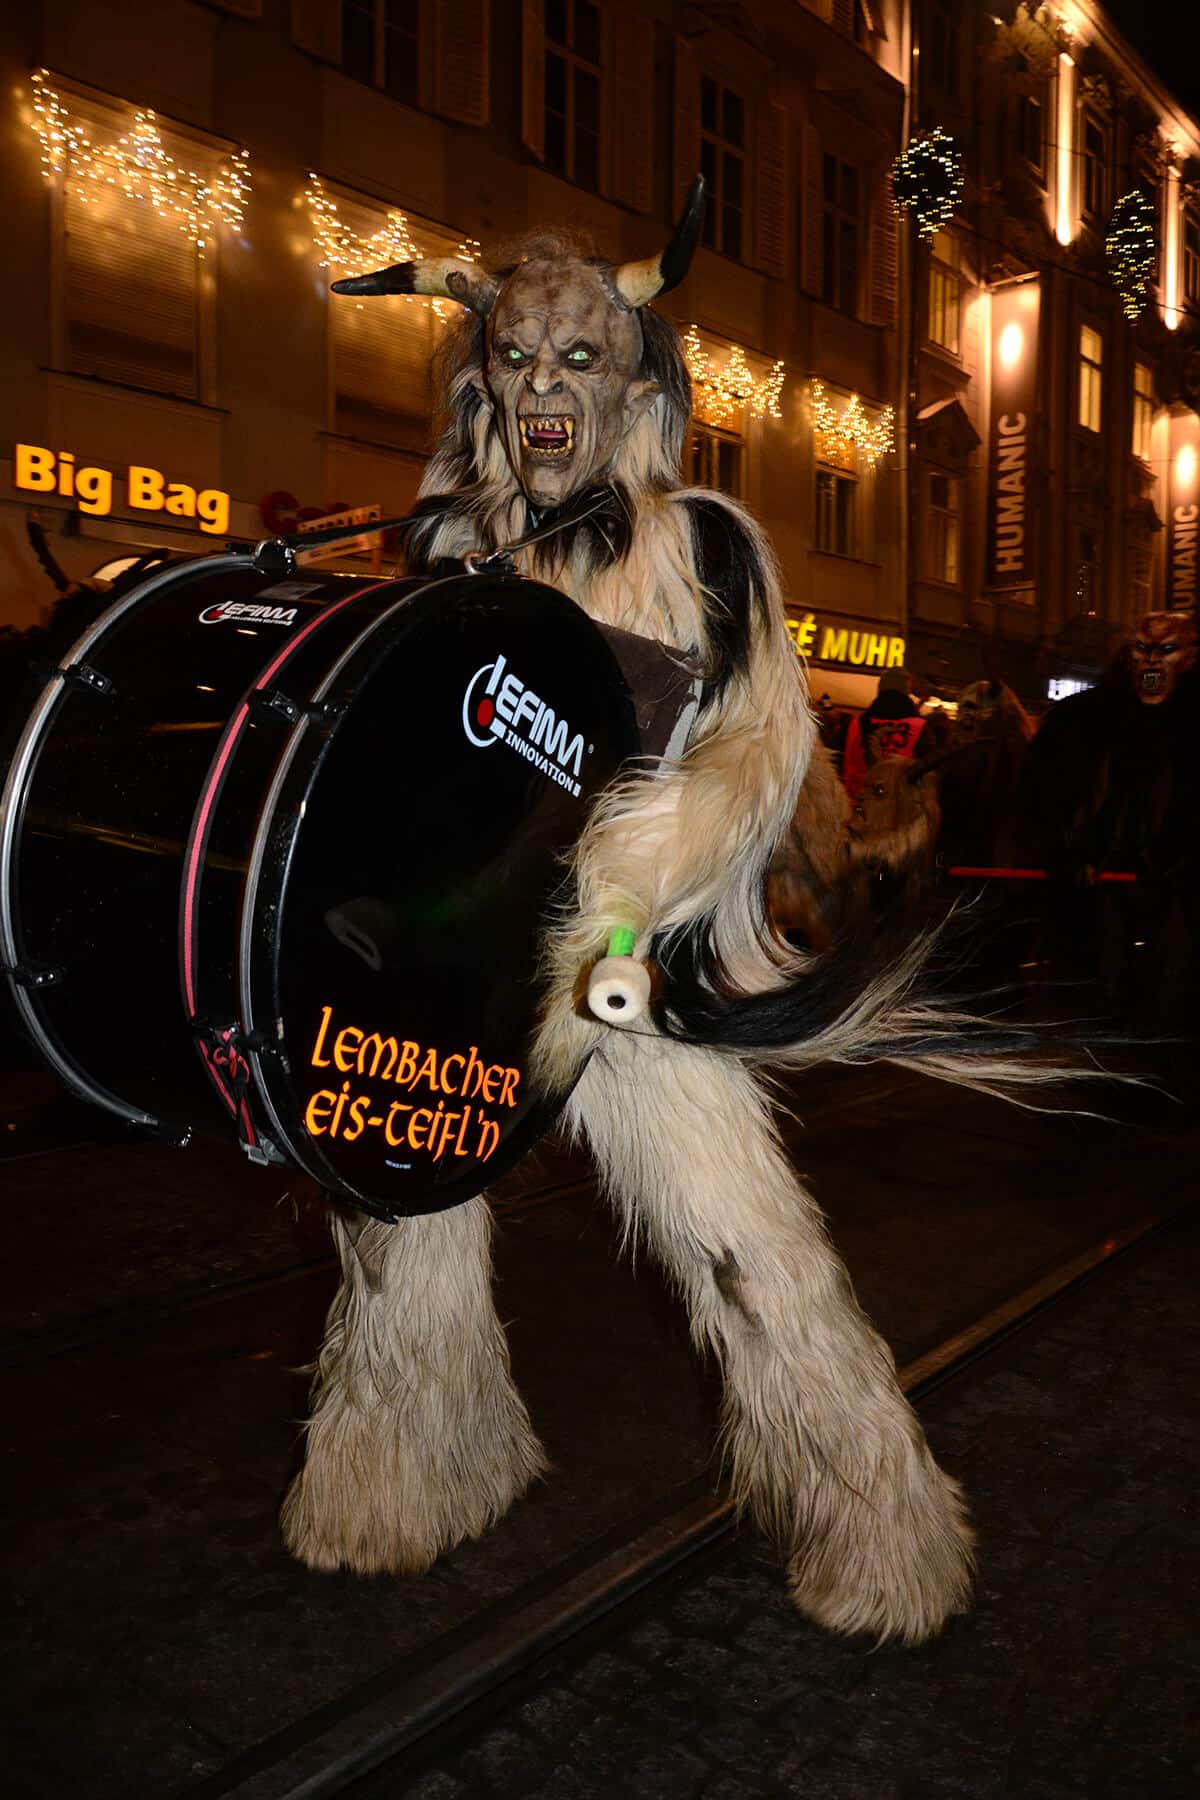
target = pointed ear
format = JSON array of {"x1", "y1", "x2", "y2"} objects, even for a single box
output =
[{"x1": 622, "y1": 377, "x2": 661, "y2": 422}]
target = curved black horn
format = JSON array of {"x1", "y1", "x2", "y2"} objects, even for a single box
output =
[
  {"x1": 613, "y1": 174, "x2": 707, "y2": 308},
  {"x1": 331, "y1": 256, "x2": 498, "y2": 316}
]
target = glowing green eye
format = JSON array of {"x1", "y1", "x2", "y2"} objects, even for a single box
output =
[
  {"x1": 504, "y1": 347, "x2": 524, "y2": 364},
  {"x1": 567, "y1": 348, "x2": 592, "y2": 365}
]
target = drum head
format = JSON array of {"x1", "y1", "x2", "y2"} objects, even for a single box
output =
[{"x1": 247, "y1": 573, "x2": 640, "y2": 1215}]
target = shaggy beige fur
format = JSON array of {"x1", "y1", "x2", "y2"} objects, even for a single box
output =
[{"x1": 286, "y1": 233, "x2": 1071, "y2": 1644}]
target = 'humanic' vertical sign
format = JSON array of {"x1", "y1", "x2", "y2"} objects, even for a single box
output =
[{"x1": 986, "y1": 281, "x2": 1041, "y2": 597}]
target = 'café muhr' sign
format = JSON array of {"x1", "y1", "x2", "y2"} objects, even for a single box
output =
[
  {"x1": 785, "y1": 612, "x2": 906, "y2": 670},
  {"x1": 14, "y1": 442, "x2": 230, "y2": 535}
]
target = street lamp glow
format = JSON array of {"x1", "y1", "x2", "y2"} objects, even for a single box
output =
[{"x1": 997, "y1": 322, "x2": 1024, "y2": 370}]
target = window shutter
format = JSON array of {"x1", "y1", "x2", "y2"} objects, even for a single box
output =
[
  {"x1": 802, "y1": 124, "x2": 824, "y2": 297},
  {"x1": 521, "y1": 0, "x2": 545, "y2": 160},
  {"x1": 752, "y1": 99, "x2": 788, "y2": 279},
  {"x1": 868, "y1": 168, "x2": 898, "y2": 326},
  {"x1": 330, "y1": 197, "x2": 464, "y2": 446},
  {"x1": 64, "y1": 187, "x2": 199, "y2": 398},
  {"x1": 607, "y1": 9, "x2": 655, "y2": 213},
  {"x1": 673, "y1": 36, "x2": 701, "y2": 218},
  {"x1": 291, "y1": 0, "x2": 342, "y2": 63},
  {"x1": 334, "y1": 296, "x2": 436, "y2": 442},
  {"x1": 433, "y1": 0, "x2": 490, "y2": 127}
]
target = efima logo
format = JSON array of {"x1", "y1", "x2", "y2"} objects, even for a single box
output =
[
  {"x1": 198, "y1": 601, "x2": 298, "y2": 626},
  {"x1": 462, "y1": 652, "x2": 587, "y2": 797}
]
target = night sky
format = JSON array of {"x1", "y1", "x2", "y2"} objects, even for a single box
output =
[{"x1": 1099, "y1": 1, "x2": 1200, "y2": 127}]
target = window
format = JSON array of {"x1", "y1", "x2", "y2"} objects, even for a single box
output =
[
  {"x1": 1082, "y1": 113, "x2": 1106, "y2": 221},
  {"x1": 329, "y1": 195, "x2": 462, "y2": 449},
  {"x1": 1129, "y1": 542, "x2": 1152, "y2": 617},
  {"x1": 1075, "y1": 529, "x2": 1098, "y2": 615},
  {"x1": 63, "y1": 182, "x2": 201, "y2": 399},
  {"x1": 925, "y1": 472, "x2": 960, "y2": 584},
  {"x1": 1132, "y1": 361, "x2": 1154, "y2": 463},
  {"x1": 1078, "y1": 323, "x2": 1103, "y2": 433},
  {"x1": 544, "y1": 0, "x2": 603, "y2": 191},
  {"x1": 688, "y1": 424, "x2": 743, "y2": 498},
  {"x1": 821, "y1": 155, "x2": 859, "y2": 314},
  {"x1": 341, "y1": 0, "x2": 420, "y2": 107},
  {"x1": 700, "y1": 76, "x2": 746, "y2": 262},
  {"x1": 1017, "y1": 86, "x2": 1045, "y2": 175},
  {"x1": 927, "y1": 230, "x2": 960, "y2": 354},
  {"x1": 928, "y1": 0, "x2": 960, "y2": 97},
  {"x1": 816, "y1": 465, "x2": 856, "y2": 556},
  {"x1": 1185, "y1": 208, "x2": 1200, "y2": 306}
]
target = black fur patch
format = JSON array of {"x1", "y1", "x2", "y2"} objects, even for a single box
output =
[
  {"x1": 683, "y1": 496, "x2": 769, "y2": 703},
  {"x1": 649, "y1": 901, "x2": 1118, "y2": 1075}
]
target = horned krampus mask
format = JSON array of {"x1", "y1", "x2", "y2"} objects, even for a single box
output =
[
  {"x1": 332, "y1": 181, "x2": 706, "y2": 507},
  {"x1": 1128, "y1": 610, "x2": 1197, "y2": 705}
]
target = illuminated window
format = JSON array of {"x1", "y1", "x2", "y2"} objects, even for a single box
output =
[
  {"x1": 544, "y1": 0, "x2": 603, "y2": 192},
  {"x1": 341, "y1": 0, "x2": 420, "y2": 108},
  {"x1": 1078, "y1": 323, "x2": 1103, "y2": 433},
  {"x1": 925, "y1": 472, "x2": 960, "y2": 584},
  {"x1": 816, "y1": 463, "x2": 856, "y2": 557},
  {"x1": 688, "y1": 423, "x2": 744, "y2": 498},
  {"x1": 51, "y1": 91, "x2": 222, "y2": 400},
  {"x1": 1081, "y1": 113, "x2": 1107, "y2": 221},
  {"x1": 1185, "y1": 208, "x2": 1200, "y2": 305},
  {"x1": 927, "y1": 231, "x2": 960, "y2": 354},
  {"x1": 329, "y1": 192, "x2": 462, "y2": 449},
  {"x1": 1132, "y1": 362, "x2": 1154, "y2": 463},
  {"x1": 700, "y1": 76, "x2": 746, "y2": 262},
  {"x1": 822, "y1": 155, "x2": 859, "y2": 313}
]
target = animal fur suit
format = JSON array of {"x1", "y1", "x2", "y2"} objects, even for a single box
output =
[{"x1": 281, "y1": 181, "x2": 1047, "y2": 1645}]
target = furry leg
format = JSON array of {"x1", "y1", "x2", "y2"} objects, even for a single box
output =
[
  {"x1": 567, "y1": 1036, "x2": 974, "y2": 1644},
  {"x1": 281, "y1": 1198, "x2": 547, "y2": 1576}
]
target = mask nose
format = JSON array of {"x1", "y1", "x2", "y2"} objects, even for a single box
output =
[{"x1": 526, "y1": 348, "x2": 564, "y2": 398}]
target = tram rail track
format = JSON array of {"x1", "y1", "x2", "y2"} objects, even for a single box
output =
[{"x1": 188, "y1": 1205, "x2": 1172, "y2": 1800}]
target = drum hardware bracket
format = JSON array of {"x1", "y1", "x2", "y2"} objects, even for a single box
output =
[
  {"x1": 249, "y1": 689, "x2": 346, "y2": 729},
  {"x1": 32, "y1": 659, "x2": 115, "y2": 698},
  {"x1": 2, "y1": 958, "x2": 64, "y2": 990}
]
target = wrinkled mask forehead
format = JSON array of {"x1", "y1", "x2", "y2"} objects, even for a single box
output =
[{"x1": 488, "y1": 259, "x2": 643, "y2": 369}]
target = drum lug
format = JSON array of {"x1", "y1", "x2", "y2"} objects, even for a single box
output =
[
  {"x1": 3, "y1": 959, "x2": 64, "y2": 989},
  {"x1": 250, "y1": 688, "x2": 303, "y2": 726},
  {"x1": 251, "y1": 689, "x2": 345, "y2": 730},
  {"x1": 32, "y1": 660, "x2": 115, "y2": 698}
]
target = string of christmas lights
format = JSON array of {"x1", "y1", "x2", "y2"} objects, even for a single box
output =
[
  {"x1": 891, "y1": 127, "x2": 964, "y2": 238},
  {"x1": 26, "y1": 69, "x2": 250, "y2": 254},
  {"x1": 1106, "y1": 189, "x2": 1157, "y2": 321},
  {"x1": 810, "y1": 380, "x2": 895, "y2": 467},
  {"x1": 683, "y1": 325, "x2": 786, "y2": 428},
  {"x1": 306, "y1": 174, "x2": 479, "y2": 320}
]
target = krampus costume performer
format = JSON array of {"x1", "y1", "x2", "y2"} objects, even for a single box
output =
[
  {"x1": 283, "y1": 182, "x2": 1062, "y2": 1644},
  {"x1": 1023, "y1": 609, "x2": 1199, "y2": 1015}
]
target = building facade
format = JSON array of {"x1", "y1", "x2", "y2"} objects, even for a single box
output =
[
  {"x1": 905, "y1": 0, "x2": 1200, "y2": 705},
  {"x1": 4, "y1": 2, "x2": 1192, "y2": 709},
  {"x1": 0, "y1": 0, "x2": 908, "y2": 709}
]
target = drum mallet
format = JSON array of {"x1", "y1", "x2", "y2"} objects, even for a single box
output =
[{"x1": 587, "y1": 926, "x2": 652, "y2": 1025}]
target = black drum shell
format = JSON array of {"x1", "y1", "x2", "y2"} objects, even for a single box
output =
[{"x1": 2, "y1": 556, "x2": 641, "y2": 1216}]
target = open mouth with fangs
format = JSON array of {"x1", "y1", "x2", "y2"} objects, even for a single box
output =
[
  {"x1": 518, "y1": 415, "x2": 576, "y2": 459},
  {"x1": 1140, "y1": 669, "x2": 1165, "y2": 693}
]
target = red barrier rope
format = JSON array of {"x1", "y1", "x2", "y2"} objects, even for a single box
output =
[{"x1": 946, "y1": 866, "x2": 1137, "y2": 882}]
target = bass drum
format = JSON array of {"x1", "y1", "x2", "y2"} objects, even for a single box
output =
[{"x1": 1, "y1": 556, "x2": 640, "y2": 1215}]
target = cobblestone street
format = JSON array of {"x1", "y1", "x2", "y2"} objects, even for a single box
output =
[{"x1": 383, "y1": 1215, "x2": 1199, "y2": 1800}]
